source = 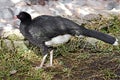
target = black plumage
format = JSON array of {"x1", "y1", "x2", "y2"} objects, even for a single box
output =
[{"x1": 17, "y1": 11, "x2": 118, "y2": 69}]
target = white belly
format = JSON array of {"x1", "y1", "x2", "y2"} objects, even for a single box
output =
[{"x1": 45, "y1": 34, "x2": 72, "y2": 47}]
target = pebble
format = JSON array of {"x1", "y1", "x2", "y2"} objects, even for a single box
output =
[
  {"x1": 0, "y1": 0, "x2": 14, "y2": 8},
  {"x1": 10, "y1": 70, "x2": 17, "y2": 75},
  {"x1": 0, "y1": 8, "x2": 13, "y2": 19}
]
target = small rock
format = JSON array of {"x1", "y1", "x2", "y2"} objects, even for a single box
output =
[
  {"x1": 83, "y1": 14, "x2": 100, "y2": 21},
  {"x1": 105, "y1": 1, "x2": 118, "y2": 10},
  {"x1": 0, "y1": 0, "x2": 14, "y2": 8},
  {"x1": 86, "y1": 37, "x2": 99, "y2": 45},
  {"x1": 24, "y1": 0, "x2": 39, "y2": 5},
  {"x1": 1, "y1": 28, "x2": 24, "y2": 40},
  {"x1": 10, "y1": 70, "x2": 17, "y2": 75},
  {"x1": 0, "y1": 23, "x2": 6, "y2": 28},
  {"x1": 0, "y1": 8, "x2": 14, "y2": 19},
  {"x1": 0, "y1": 39, "x2": 29, "y2": 51},
  {"x1": 10, "y1": 0, "x2": 22, "y2": 4}
]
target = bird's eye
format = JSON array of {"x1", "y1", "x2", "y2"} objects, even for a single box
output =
[{"x1": 19, "y1": 14, "x2": 22, "y2": 18}]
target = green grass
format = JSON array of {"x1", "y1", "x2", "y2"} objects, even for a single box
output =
[{"x1": 0, "y1": 15, "x2": 120, "y2": 80}]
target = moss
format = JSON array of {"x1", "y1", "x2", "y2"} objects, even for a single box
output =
[{"x1": 7, "y1": 34, "x2": 24, "y2": 40}]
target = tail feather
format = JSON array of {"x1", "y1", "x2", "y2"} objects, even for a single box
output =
[{"x1": 82, "y1": 29, "x2": 118, "y2": 45}]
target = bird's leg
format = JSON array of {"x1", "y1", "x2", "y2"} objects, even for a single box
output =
[
  {"x1": 50, "y1": 50, "x2": 54, "y2": 66},
  {"x1": 35, "y1": 54, "x2": 48, "y2": 69},
  {"x1": 40, "y1": 54, "x2": 48, "y2": 67}
]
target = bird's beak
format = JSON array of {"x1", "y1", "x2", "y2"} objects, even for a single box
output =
[{"x1": 14, "y1": 16, "x2": 18, "y2": 19}]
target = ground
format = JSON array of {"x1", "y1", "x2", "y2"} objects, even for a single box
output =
[{"x1": 0, "y1": 15, "x2": 120, "y2": 80}]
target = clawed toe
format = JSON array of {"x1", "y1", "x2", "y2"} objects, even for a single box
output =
[
  {"x1": 35, "y1": 66, "x2": 43, "y2": 70},
  {"x1": 45, "y1": 63, "x2": 53, "y2": 68}
]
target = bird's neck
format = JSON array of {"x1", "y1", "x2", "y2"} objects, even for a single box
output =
[
  {"x1": 20, "y1": 20, "x2": 31, "y2": 37},
  {"x1": 21, "y1": 19, "x2": 32, "y2": 26}
]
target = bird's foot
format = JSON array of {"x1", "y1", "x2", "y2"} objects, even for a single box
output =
[
  {"x1": 35, "y1": 66, "x2": 42, "y2": 70},
  {"x1": 35, "y1": 64, "x2": 53, "y2": 70},
  {"x1": 45, "y1": 63, "x2": 53, "y2": 68}
]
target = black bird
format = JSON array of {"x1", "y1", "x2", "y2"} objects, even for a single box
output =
[{"x1": 16, "y1": 11, "x2": 118, "y2": 69}]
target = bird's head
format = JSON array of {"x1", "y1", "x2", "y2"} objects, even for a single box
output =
[{"x1": 16, "y1": 11, "x2": 32, "y2": 22}]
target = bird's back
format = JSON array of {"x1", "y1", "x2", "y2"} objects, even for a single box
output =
[{"x1": 28, "y1": 15, "x2": 83, "y2": 40}]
